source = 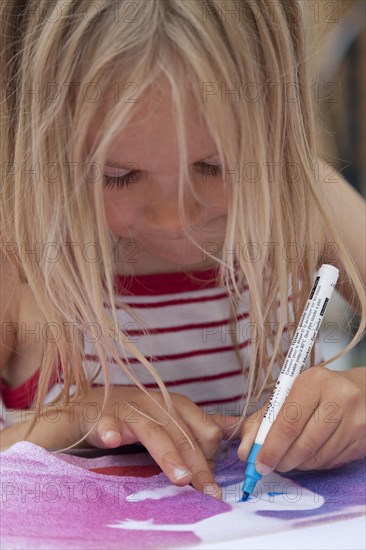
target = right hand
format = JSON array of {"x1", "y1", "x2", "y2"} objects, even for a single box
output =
[{"x1": 77, "y1": 386, "x2": 242, "y2": 499}]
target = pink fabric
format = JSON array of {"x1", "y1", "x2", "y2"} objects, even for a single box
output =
[{"x1": 0, "y1": 439, "x2": 364, "y2": 549}]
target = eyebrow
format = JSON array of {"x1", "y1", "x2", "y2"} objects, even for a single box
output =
[{"x1": 105, "y1": 151, "x2": 219, "y2": 169}]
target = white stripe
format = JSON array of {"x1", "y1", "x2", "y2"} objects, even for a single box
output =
[
  {"x1": 85, "y1": 345, "x2": 250, "y2": 385},
  {"x1": 1, "y1": 275, "x2": 301, "y2": 418},
  {"x1": 98, "y1": 291, "x2": 250, "y2": 351}
]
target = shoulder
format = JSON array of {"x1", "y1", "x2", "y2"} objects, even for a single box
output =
[
  {"x1": 0, "y1": 250, "x2": 47, "y2": 327},
  {"x1": 317, "y1": 158, "x2": 365, "y2": 307},
  {"x1": 0, "y1": 250, "x2": 23, "y2": 373},
  {"x1": 0, "y1": 250, "x2": 22, "y2": 325},
  {"x1": 317, "y1": 158, "x2": 365, "y2": 212}
]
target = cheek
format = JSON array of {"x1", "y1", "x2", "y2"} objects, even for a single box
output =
[
  {"x1": 209, "y1": 184, "x2": 229, "y2": 213},
  {"x1": 103, "y1": 192, "x2": 137, "y2": 234}
]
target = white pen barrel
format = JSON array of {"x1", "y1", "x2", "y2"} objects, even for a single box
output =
[{"x1": 255, "y1": 264, "x2": 339, "y2": 445}]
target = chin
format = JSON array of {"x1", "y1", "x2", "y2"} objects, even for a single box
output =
[
  {"x1": 147, "y1": 241, "x2": 215, "y2": 267},
  {"x1": 158, "y1": 251, "x2": 207, "y2": 265}
]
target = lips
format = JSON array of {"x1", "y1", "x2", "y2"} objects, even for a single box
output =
[
  {"x1": 158, "y1": 233, "x2": 189, "y2": 241},
  {"x1": 142, "y1": 229, "x2": 191, "y2": 241},
  {"x1": 141, "y1": 216, "x2": 227, "y2": 241}
]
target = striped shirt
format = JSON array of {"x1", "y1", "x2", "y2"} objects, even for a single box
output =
[{"x1": 0, "y1": 266, "x2": 319, "y2": 430}]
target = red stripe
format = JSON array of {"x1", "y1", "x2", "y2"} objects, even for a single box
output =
[
  {"x1": 108, "y1": 263, "x2": 281, "y2": 298},
  {"x1": 111, "y1": 266, "x2": 275, "y2": 297},
  {"x1": 88, "y1": 465, "x2": 162, "y2": 477},
  {"x1": 112, "y1": 266, "x2": 221, "y2": 296},
  {"x1": 91, "y1": 367, "x2": 248, "y2": 389},
  {"x1": 0, "y1": 369, "x2": 41, "y2": 409},
  {"x1": 84, "y1": 337, "x2": 253, "y2": 365},
  {"x1": 196, "y1": 393, "x2": 247, "y2": 407},
  {"x1": 102, "y1": 296, "x2": 292, "y2": 336},
  {"x1": 0, "y1": 357, "x2": 63, "y2": 410},
  {"x1": 115, "y1": 304, "x2": 287, "y2": 337},
  {"x1": 84, "y1": 324, "x2": 289, "y2": 365},
  {"x1": 110, "y1": 310, "x2": 251, "y2": 337},
  {"x1": 104, "y1": 290, "x2": 233, "y2": 310}
]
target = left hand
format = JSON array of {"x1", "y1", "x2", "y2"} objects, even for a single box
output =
[{"x1": 237, "y1": 366, "x2": 366, "y2": 474}]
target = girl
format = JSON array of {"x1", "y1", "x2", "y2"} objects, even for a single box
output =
[{"x1": 0, "y1": 0, "x2": 365, "y2": 501}]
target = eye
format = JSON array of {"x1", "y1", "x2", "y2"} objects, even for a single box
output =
[
  {"x1": 103, "y1": 163, "x2": 222, "y2": 190},
  {"x1": 200, "y1": 163, "x2": 222, "y2": 178},
  {"x1": 103, "y1": 170, "x2": 140, "y2": 189}
]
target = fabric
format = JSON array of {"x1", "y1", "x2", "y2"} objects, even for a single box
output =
[
  {"x1": 0, "y1": 439, "x2": 364, "y2": 549},
  {"x1": 0, "y1": 267, "x2": 301, "y2": 429}
]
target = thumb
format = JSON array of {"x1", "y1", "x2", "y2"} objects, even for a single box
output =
[
  {"x1": 83, "y1": 414, "x2": 138, "y2": 449},
  {"x1": 238, "y1": 400, "x2": 269, "y2": 462}
]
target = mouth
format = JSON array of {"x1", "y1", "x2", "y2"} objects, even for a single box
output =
[
  {"x1": 159, "y1": 233, "x2": 189, "y2": 241},
  {"x1": 142, "y1": 216, "x2": 227, "y2": 241},
  {"x1": 142, "y1": 228, "x2": 194, "y2": 241}
]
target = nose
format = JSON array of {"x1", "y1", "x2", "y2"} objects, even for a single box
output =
[{"x1": 145, "y1": 197, "x2": 204, "y2": 234}]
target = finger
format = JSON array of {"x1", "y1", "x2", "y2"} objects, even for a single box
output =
[
  {"x1": 173, "y1": 410, "x2": 242, "y2": 479},
  {"x1": 317, "y1": 439, "x2": 365, "y2": 470},
  {"x1": 128, "y1": 418, "x2": 194, "y2": 487},
  {"x1": 237, "y1": 402, "x2": 268, "y2": 461},
  {"x1": 84, "y1": 414, "x2": 136, "y2": 449},
  {"x1": 295, "y1": 419, "x2": 356, "y2": 470},
  {"x1": 141, "y1": 419, "x2": 221, "y2": 499},
  {"x1": 180, "y1": 408, "x2": 231, "y2": 462},
  {"x1": 256, "y1": 375, "x2": 322, "y2": 474},
  {"x1": 209, "y1": 413, "x2": 243, "y2": 439},
  {"x1": 192, "y1": 415, "x2": 241, "y2": 477},
  {"x1": 275, "y1": 404, "x2": 340, "y2": 472},
  {"x1": 186, "y1": 420, "x2": 223, "y2": 490},
  {"x1": 168, "y1": 407, "x2": 225, "y2": 498}
]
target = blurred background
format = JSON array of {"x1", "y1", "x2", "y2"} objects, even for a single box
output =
[{"x1": 308, "y1": 0, "x2": 365, "y2": 370}]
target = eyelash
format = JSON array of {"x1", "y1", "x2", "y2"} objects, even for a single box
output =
[{"x1": 103, "y1": 163, "x2": 222, "y2": 189}]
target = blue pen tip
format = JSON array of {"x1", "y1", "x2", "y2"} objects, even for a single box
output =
[{"x1": 241, "y1": 492, "x2": 250, "y2": 502}]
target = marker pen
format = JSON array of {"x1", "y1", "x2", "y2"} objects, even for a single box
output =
[{"x1": 241, "y1": 263, "x2": 339, "y2": 501}]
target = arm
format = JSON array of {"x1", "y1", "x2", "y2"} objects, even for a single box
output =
[
  {"x1": 318, "y1": 159, "x2": 366, "y2": 313},
  {"x1": 338, "y1": 365, "x2": 366, "y2": 392},
  {"x1": 0, "y1": 403, "x2": 85, "y2": 452},
  {"x1": 0, "y1": 253, "x2": 85, "y2": 452},
  {"x1": 317, "y1": 160, "x2": 366, "y2": 391},
  {"x1": 0, "y1": 251, "x2": 20, "y2": 372}
]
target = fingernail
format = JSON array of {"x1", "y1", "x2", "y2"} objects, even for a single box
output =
[
  {"x1": 103, "y1": 431, "x2": 119, "y2": 443},
  {"x1": 256, "y1": 462, "x2": 273, "y2": 476},
  {"x1": 204, "y1": 483, "x2": 222, "y2": 500},
  {"x1": 213, "y1": 485, "x2": 222, "y2": 500},
  {"x1": 173, "y1": 467, "x2": 190, "y2": 481}
]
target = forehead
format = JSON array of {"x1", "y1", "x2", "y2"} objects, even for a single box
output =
[{"x1": 88, "y1": 75, "x2": 217, "y2": 168}]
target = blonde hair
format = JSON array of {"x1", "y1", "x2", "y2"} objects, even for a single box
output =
[{"x1": 1, "y1": 0, "x2": 365, "y2": 451}]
